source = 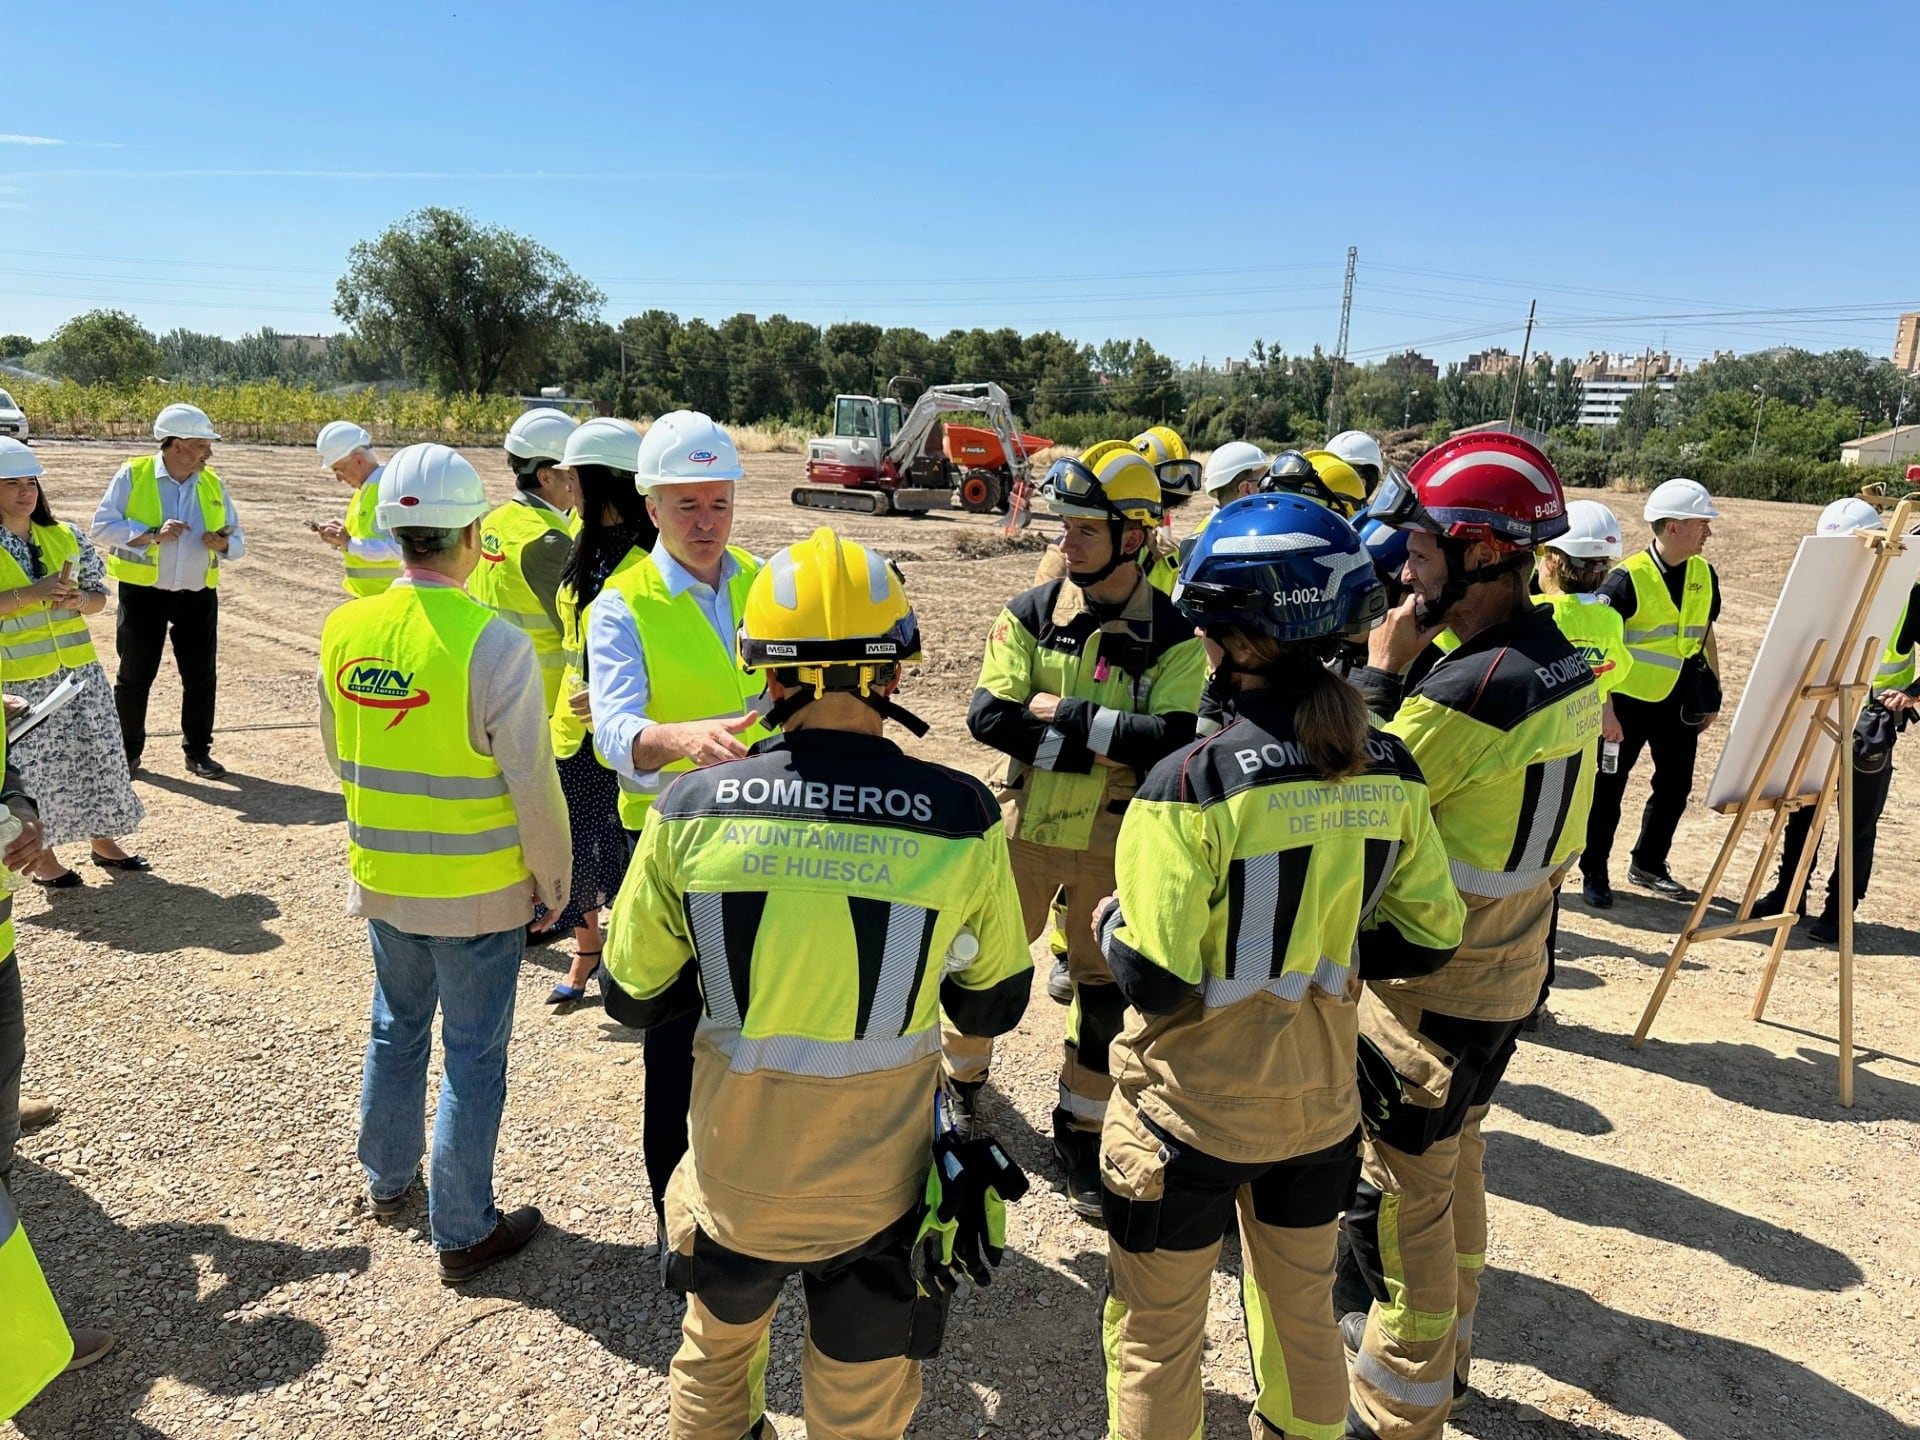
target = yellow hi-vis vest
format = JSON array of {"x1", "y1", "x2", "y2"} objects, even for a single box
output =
[
  {"x1": 1543, "y1": 592, "x2": 1630, "y2": 699},
  {"x1": 471, "y1": 497, "x2": 570, "y2": 712},
  {"x1": 0, "y1": 1185, "x2": 71, "y2": 1424},
  {"x1": 1613, "y1": 550, "x2": 1711, "y2": 703},
  {"x1": 320, "y1": 583, "x2": 532, "y2": 900},
  {"x1": 1876, "y1": 601, "x2": 1914, "y2": 691},
  {"x1": 340, "y1": 478, "x2": 400, "y2": 597},
  {"x1": 596, "y1": 547, "x2": 773, "y2": 830},
  {"x1": 104, "y1": 456, "x2": 228, "y2": 589},
  {"x1": 0, "y1": 525, "x2": 97, "y2": 679}
]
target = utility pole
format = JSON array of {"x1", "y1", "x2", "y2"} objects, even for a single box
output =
[
  {"x1": 1750, "y1": 383, "x2": 1767, "y2": 457},
  {"x1": 1326, "y1": 246, "x2": 1357, "y2": 435},
  {"x1": 1506, "y1": 299, "x2": 1537, "y2": 432}
]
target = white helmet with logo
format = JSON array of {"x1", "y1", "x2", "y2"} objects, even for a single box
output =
[
  {"x1": 1546, "y1": 499, "x2": 1624, "y2": 559},
  {"x1": 153, "y1": 402, "x2": 219, "y2": 441},
  {"x1": 505, "y1": 407, "x2": 580, "y2": 464},
  {"x1": 1816, "y1": 497, "x2": 1881, "y2": 536},
  {"x1": 561, "y1": 417, "x2": 643, "y2": 474},
  {"x1": 376, "y1": 443, "x2": 488, "y2": 532},
  {"x1": 0, "y1": 437, "x2": 42, "y2": 480},
  {"x1": 1202, "y1": 440, "x2": 1269, "y2": 495},
  {"x1": 1326, "y1": 429, "x2": 1384, "y2": 481},
  {"x1": 316, "y1": 419, "x2": 373, "y2": 468},
  {"x1": 637, "y1": 410, "x2": 744, "y2": 489},
  {"x1": 1644, "y1": 477, "x2": 1719, "y2": 522}
]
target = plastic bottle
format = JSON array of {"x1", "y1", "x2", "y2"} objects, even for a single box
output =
[
  {"x1": 0, "y1": 814, "x2": 21, "y2": 893},
  {"x1": 1600, "y1": 739, "x2": 1620, "y2": 775}
]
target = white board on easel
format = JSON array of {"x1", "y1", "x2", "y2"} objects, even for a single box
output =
[{"x1": 1705, "y1": 533, "x2": 1920, "y2": 812}]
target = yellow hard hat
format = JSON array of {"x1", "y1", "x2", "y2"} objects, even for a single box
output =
[
  {"x1": 1297, "y1": 449, "x2": 1368, "y2": 518},
  {"x1": 1042, "y1": 446, "x2": 1163, "y2": 529},
  {"x1": 1132, "y1": 426, "x2": 1201, "y2": 495}
]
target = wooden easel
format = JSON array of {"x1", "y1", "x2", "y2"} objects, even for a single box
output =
[{"x1": 1632, "y1": 497, "x2": 1914, "y2": 1108}]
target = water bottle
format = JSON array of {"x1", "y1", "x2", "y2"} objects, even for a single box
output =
[{"x1": 1600, "y1": 739, "x2": 1620, "y2": 775}]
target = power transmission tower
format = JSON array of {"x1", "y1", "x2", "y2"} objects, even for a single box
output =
[{"x1": 1326, "y1": 247, "x2": 1358, "y2": 435}]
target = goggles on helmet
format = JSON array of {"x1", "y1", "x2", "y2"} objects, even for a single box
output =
[
  {"x1": 1153, "y1": 458, "x2": 1203, "y2": 495},
  {"x1": 1362, "y1": 469, "x2": 1444, "y2": 535},
  {"x1": 1263, "y1": 452, "x2": 1352, "y2": 514}
]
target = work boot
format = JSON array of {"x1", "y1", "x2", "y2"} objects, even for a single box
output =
[
  {"x1": 1050, "y1": 1111, "x2": 1104, "y2": 1222},
  {"x1": 183, "y1": 752, "x2": 227, "y2": 780},
  {"x1": 1580, "y1": 874, "x2": 1613, "y2": 909},
  {"x1": 1046, "y1": 956, "x2": 1073, "y2": 1006},
  {"x1": 367, "y1": 1172, "x2": 419, "y2": 1219},
  {"x1": 18, "y1": 1097, "x2": 59, "y2": 1131},
  {"x1": 1339, "y1": 1310, "x2": 1367, "y2": 1362},
  {"x1": 438, "y1": 1205, "x2": 543, "y2": 1285},
  {"x1": 1807, "y1": 910, "x2": 1842, "y2": 944},
  {"x1": 1627, "y1": 863, "x2": 1692, "y2": 899}
]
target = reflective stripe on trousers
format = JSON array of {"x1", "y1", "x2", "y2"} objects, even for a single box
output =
[{"x1": 698, "y1": 1019, "x2": 939, "y2": 1079}]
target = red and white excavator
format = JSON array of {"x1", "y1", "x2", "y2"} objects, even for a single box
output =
[{"x1": 791, "y1": 377, "x2": 1050, "y2": 520}]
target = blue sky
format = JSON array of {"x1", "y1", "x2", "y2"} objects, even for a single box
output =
[{"x1": 6, "y1": 0, "x2": 1918, "y2": 370}]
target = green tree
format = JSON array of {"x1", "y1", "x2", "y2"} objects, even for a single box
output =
[
  {"x1": 0, "y1": 334, "x2": 34, "y2": 360},
  {"x1": 36, "y1": 309, "x2": 163, "y2": 385},
  {"x1": 334, "y1": 207, "x2": 604, "y2": 394}
]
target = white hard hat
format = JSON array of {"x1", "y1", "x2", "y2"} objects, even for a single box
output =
[
  {"x1": 505, "y1": 407, "x2": 580, "y2": 463},
  {"x1": 1202, "y1": 440, "x2": 1269, "y2": 494},
  {"x1": 1816, "y1": 497, "x2": 1882, "y2": 536},
  {"x1": 637, "y1": 410, "x2": 744, "y2": 487},
  {"x1": 1547, "y1": 499, "x2": 1624, "y2": 559},
  {"x1": 153, "y1": 402, "x2": 219, "y2": 442},
  {"x1": 561, "y1": 417, "x2": 643, "y2": 474},
  {"x1": 375, "y1": 443, "x2": 488, "y2": 532},
  {"x1": 316, "y1": 419, "x2": 373, "y2": 468},
  {"x1": 1326, "y1": 429, "x2": 1384, "y2": 476},
  {"x1": 1644, "y1": 477, "x2": 1719, "y2": 523},
  {"x1": 0, "y1": 437, "x2": 42, "y2": 481}
]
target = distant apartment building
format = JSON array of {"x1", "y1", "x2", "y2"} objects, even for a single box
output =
[
  {"x1": 1463, "y1": 347, "x2": 1520, "y2": 377},
  {"x1": 1897, "y1": 313, "x2": 1920, "y2": 372},
  {"x1": 1571, "y1": 351, "x2": 1684, "y2": 428},
  {"x1": 1390, "y1": 349, "x2": 1440, "y2": 379}
]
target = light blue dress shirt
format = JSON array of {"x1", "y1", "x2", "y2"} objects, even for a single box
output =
[{"x1": 91, "y1": 452, "x2": 246, "y2": 592}]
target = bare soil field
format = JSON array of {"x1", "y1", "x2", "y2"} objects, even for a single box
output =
[{"x1": 8, "y1": 440, "x2": 1920, "y2": 1440}]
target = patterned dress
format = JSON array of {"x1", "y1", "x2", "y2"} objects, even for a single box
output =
[{"x1": 2, "y1": 523, "x2": 145, "y2": 847}]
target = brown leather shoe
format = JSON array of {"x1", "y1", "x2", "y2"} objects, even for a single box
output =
[
  {"x1": 63, "y1": 1327, "x2": 117, "y2": 1373},
  {"x1": 19, "y1": 1097, "x2": 59, "y2": 1131},
  {"x1": 438, "y1": 1205, "x2": 542, "y2": 1285}
]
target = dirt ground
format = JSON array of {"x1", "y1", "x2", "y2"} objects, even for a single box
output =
[{"x1": 8, "y1": 440, "x2": 1920, "y2": 1440}]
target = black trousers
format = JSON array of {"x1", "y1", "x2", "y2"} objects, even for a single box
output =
[
  {"x1": 1772, "y1": 752, "x2": 1896, "y2": 918},
  {"x1": 1584, "y1": 689, "x2": 1699, "y2": 879},
  {"x1": 113, "y1": 583, "x2": 219, "y2": 763},
  {"x1": 626, "y1": 825, "x2": 697, "y2": 1220}
]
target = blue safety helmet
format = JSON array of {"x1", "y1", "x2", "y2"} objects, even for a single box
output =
[
  {"x1": 1358, "y1": 517, "x2": 1411, "y2": 583},
  {"x1": 1173, "y1": 493, "x2": 1386, "y2": 642}
]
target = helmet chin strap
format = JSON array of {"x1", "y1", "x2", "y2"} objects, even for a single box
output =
[
  {"x1": 763, "y1": 673, "x2": 931, "y2": 738},
  {"x1": 1415, "y1": 539, "x2": 1529, "y2": 628}
]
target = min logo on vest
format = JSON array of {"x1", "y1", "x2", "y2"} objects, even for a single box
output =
[
  {"x1": 336, "y1": 656, "x2": 431, "y2": 730},
  {"x1": 480, "y1": 530, "x2": 506, "y2": 565}
]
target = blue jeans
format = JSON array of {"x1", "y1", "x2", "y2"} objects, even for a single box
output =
[{"x1": 359, "y1": 921, "x2": 523, "y2": 1251}]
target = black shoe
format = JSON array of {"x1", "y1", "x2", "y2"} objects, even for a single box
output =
[
  {"x1": 92, "y1": 853, "x2": 151, "y2": 872},
  {"x1": 1046, "y1": 955, "x2": 1073, "y2": 1006},
  {"x1": 1628, "y1": 863, "x2": 1692, "y2": 899},
  {"x1": 184, "y1": 754, "x2": 227, "y2": 780},
  {"x1": 1580, "y1": 876, "x2": 1613, "y2": 908},
  {"x1": 1806, "y1": 912, "x2": 1841, "y2": 943},
  {"x1": 1754, "y1": 885, "x2": 1808, "y2": 918},
  {"x1": 368, "y1": 1176, "x2": 417, "y2": 1218},
  {"x1": 1050, "y1": 1112, "x2": 1105, "y2": 1222},
  {"x1": 438, "y1": 1205, "x2": 543, "y2": 1284}
]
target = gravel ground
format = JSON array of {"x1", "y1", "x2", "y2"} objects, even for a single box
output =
[{"x1": 7, "y1": 442, "x2": 1919, "y2": 1440}]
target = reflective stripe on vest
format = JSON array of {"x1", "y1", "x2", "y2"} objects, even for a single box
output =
[
  {"x1": 0, "y1": 524, "x2": 98, "y2": 678},
  {"x1": 106, "y1": 456, "x2": 227, "y2": 589},
  {"x1": 0, "y1": 1185, "x2": 73, "y2": 1423},
  {"x1": 471, "y1": 498, "x2": 571, "y2": 712},
  {"x1": 341, "y1": 479, "x2": 400, "y2": 597},
  {"x1": 600, "y1": 548, "x2": 773, "y2": 830},
  {"x1": 1614, "y1": 551, "x2": 1711, "y2": 703},
  {"x1": 321, "y1": 584, "x2": 531, "y2": 900}
]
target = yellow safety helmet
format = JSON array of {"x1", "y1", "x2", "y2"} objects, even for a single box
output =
[
  {"x1": 1041, "y1": 445, "x2": 1164, "y2": 529},
  {"x1": 1131, "y1": 426, "x2": 1201, "y2": 496},
  {"x1": 738, "y1": 527, "x2": 928, "y2": 734},
  {"x1": 1270, "y1": 449, "x2": 1366, "y2": 518}
]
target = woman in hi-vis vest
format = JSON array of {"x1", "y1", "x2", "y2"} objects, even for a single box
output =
[{"x1": 0, "y1": 440, "x2": 145, "y2": 888}]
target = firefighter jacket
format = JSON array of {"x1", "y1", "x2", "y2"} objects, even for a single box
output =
[
  {"x1": 1096, "y1": 688, "x2": 1464, "y2": 1166},
  {"x1": 603, "y1": 727, "x2": 1032, "y2": 1263},
  {"x1": 969, "y1": 571, "x2": 1207, "y2": 853},
  {"x1": 1357, "y1": 603, "x2": 1602, "y2": 1022}
]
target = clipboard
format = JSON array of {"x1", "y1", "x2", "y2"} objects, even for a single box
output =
[{"x1": 7, "y1": 672, "x2": 85, "y2": 745}]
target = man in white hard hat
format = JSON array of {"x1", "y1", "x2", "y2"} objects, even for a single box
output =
[
  {"x1": 1177, "y1": 441, "x2": 1269, "y2": 565},
  {"x1": 318, "y1": 442, "x2": 569, "y2": 1285},
  {"x1": 1757, "y1": 497, "x2": 1918, "y2": 941},
  {"x1": 584, "y1": 410, "x2": 774, "y2": 1236},
  {"x1": 90, "y1": 402, "x2": 245, "y2": 779},
  {"x1": 313, "y1": 420, "x2": 400, "y2": 597},
  {"x1": 470, "y1": 408, "x2": 580, "y2": 720},
  {"x1": 1582, "y1": 477, "x2": 1722, "y2": 905},
  {"x1": 1326, "y1": 429, "x2": 1385, "y2": 494}
]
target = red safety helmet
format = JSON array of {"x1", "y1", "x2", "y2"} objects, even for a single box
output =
[{"x1": 1368, "y1": 432, "x2": 1568, "y2": 549}]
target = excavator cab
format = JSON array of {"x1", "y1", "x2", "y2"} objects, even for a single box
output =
[{"x1": 831, "y1": 396, "x2": 905, "y2": 444}]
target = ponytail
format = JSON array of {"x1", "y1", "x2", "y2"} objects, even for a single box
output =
[{"x1": 1227, "y1": 627, "x2": 1372, "y2": 782}]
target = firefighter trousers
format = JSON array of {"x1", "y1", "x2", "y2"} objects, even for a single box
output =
[
  {"x1": 1343, "y1": 997, "x2": 1523, "y2": 1440},
  {"x1": 943, "y1": 836, "x2": 1124, "y2": 1134},
  {"x1": 1101, "y1": 1099, "x2": 1360, "y2": 1440},
  {"x1": 664, "y1": 1205, "x2": 945, "y2": 1440}
]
